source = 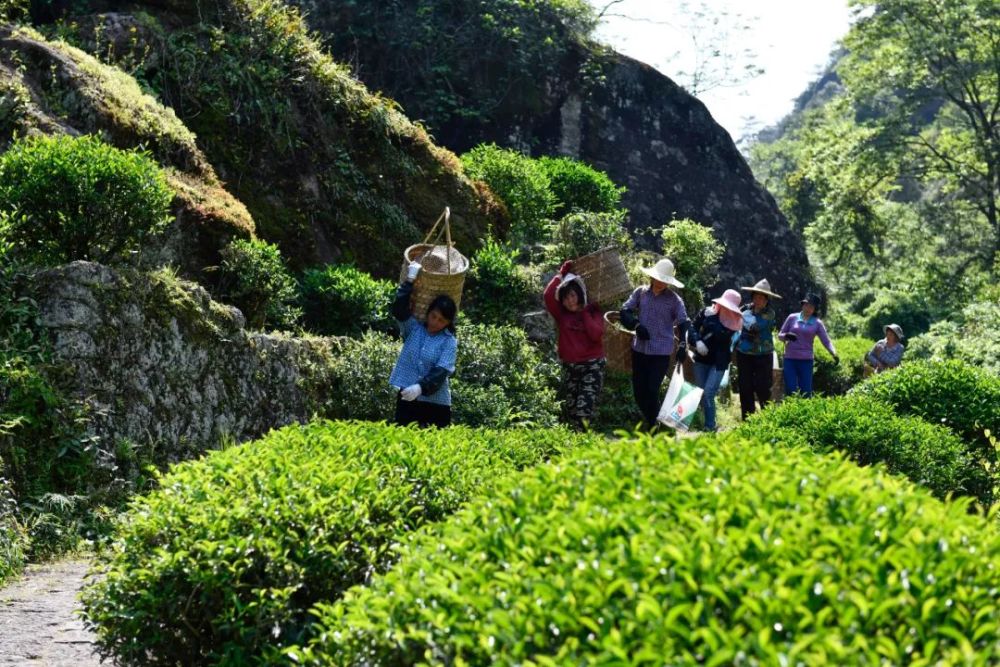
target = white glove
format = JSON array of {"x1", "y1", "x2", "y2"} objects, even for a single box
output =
[
  {"x1": 400, "y1": 383, "x2": 422, "y2": 401},
  {"x1": 406, "y1": 261, "x2": 422, "y2": 281},
  {"x1": 695, "y1": 340, "x2": 709, "y2": 356}
]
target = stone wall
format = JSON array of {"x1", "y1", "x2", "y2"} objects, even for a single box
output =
[{"x1": 32, "y1": 262, "x2": 342, "y2": 461}]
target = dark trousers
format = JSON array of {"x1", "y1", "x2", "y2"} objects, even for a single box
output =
[
  {"x1": 631, "y1": 350, "x2": 672, "y2": 428},
  {"x1": 736, "y1": 351, "x2": 772, "y2": 420},
  {"x1": 394, "y1": 397, "x2": 452, "y2": 428}
]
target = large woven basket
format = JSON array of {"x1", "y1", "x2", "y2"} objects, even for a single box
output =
[
  {"x1": 573, "y1": 247, "x2": 632, "y2": 308},
  {"x1": 603, "y1": 311, "x2": 634, "y2": 373},
  {"x1": 399, "y1": 208, "x2": 468, "y2": 323}
]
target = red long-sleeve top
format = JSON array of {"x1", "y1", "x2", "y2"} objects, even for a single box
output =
[{"x1": 543, "y1": 274, "x2": 605, "y2": 363}]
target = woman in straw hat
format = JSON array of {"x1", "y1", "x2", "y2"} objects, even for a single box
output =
[
  {"x1": 687, "y1": 288, "x2": 743, "y2": 431},
  {"x1": 544, "y1": 259, "x2": 606, "y2": 430},
  {"x1": 388, "y1": 261, "x2": 458, "y2": 427},
  {"x1": 778, "y1": 292, "x2": 839, "y2": 397},
  {"x1": 736, "y1": 278, "x2": 780, "y2": 419},
  {"x1": 620, "y1": 258, "x2": 690, "y2": 429},
  {"x1": 866, "y1": 323, "x2": 905, "y2": 373}
]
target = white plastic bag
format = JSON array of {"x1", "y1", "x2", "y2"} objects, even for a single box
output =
[{"x1": 657, "y1": 364, "x2": 704, "y2": 431}]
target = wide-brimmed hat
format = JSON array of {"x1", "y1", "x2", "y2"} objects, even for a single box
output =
[
  {"x1": 712, "y1": 289, "x2": 743, "y2": 331},
  {"x1": 800, "y1": 293, "x2": 822, "y2": 309},
  {"x1": 885, "y1": 323, "x2": 904, "y2": 340},
  {"x1": 641, "y1": 258, "x2": 684, "y2": 288},
  {"x1": 741, "y1": 278, "x2": 781, "y2": 299}
]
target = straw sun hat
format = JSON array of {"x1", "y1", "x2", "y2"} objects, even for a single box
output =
[
  {"x1": 741, "y1": 278, "x2": 782, "y2": 299},
  {"x1": 641, "y1": 258, "x2": 684, "y2": 288}
]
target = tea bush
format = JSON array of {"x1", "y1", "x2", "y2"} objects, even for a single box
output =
[
  {"x1": 852, "y1": 360, "x2": 1000, "y2": 462},
  {"x1": 214, "y1": 238, "x2": 301, "y2": 330},
  {"x1": 326, "y1": 324, "x2": 560, "y2": 428},
  {"x1": 907, "y1": 300, "x2": 1000, "y2": 376},
  {"x1": 300, "y1": 264, "x2": 394, "y2": 336},
  {"x1": 738, "y1": 396, "x2": 990, "y2": 504},
  {"x1": 546, "y1": 209, "x2": 631, "y2": 264},
  {"x1": 811, "y1": 335, "x2": 875, "y2": 395},
  {"x1": 861, "y1": 289, "x2": 934, "y2": 340},
  {"x1": 588, "y1": 368, "x2": 643, "y2": 433},
  {"x1": 537, "y1": 156, "x2": 625, "y2": 217},
  {"x1": 461, "y1": 144, "x2": 555, "y2": 246},
  {"x1": 0, "y1": 135, "x2": 172, "y2": 266},
  {"x1": 81, "y1": 420, "x2": 599, "y2": 665},
  {"x1": 464, "y1": 237, "x2": 538, "y2": 326},
  {"x1": 294, "y1": 433, "x2": 1000, "y2": 665},
  {"x1": 660, "y1": 218, "x2": 725, "y2": 311}
]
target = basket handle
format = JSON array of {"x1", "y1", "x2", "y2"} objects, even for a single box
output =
[{"x1": 416, "y1": 207, "x2": 453, "y2": 275}]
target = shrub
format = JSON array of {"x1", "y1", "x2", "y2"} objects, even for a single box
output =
[
  {"x1": 326, "y1": 325, "x2": 560, "y2": 428},
  {"x1": 0, "y1": 134, "x2": 172, "y2": 266},
  {"x1": 536, "y1": 155, "x2": 625, "y2": 217},
  {"x1": 852, "y1": 360, "x2": 1000, "y2": 463},
  {"x1": 464, "y1": 237, "x2": 537, "y2": 326},
  {"x1": 299, "y1": 264, "x2": 394, "y2": 336},
  {"x1": 660, "y1": 218, "x2": 725, "y2": 311},
  {"x1": 214, "y1": 238, "x2": 300, "y2": 329},
  {"x1": 737, "y1": 395, "x2": 990, "y2": 504},
  {"x1": 461, "y1": 144, "x2": 555, "y2": 246},
  {"x1": 0, "y1": 469, "x2": 26, "y2": 586},
  {"x1": 295, "y1": 433, "x2": 1000, "y2": 665},
  {"x1": 810, "y1": 335, "x2": 875, "y2": 395},
  {"x1": 81, "y1": 420, "x2": 600, "y2": 665},
  {"x1": 907, "y1": 300, "x2": 1000, "y2": 376},
  {"x1": 588, "y1": 368, "x2": 643, "y2": 433},
  {"x1": 546, "y1": 209, "x2": 631, "y2": 264},
  {"x1": 861, "y1": 289, "x2": 934, "y2": 341}
]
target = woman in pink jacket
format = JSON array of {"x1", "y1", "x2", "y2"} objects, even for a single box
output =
[{"x1": 777, "y1": 293, "x2": 838, "y2": 397}]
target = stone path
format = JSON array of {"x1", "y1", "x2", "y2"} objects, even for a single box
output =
[{"x1": 0, "y1": 560, "x2": 101, "y2": 666}]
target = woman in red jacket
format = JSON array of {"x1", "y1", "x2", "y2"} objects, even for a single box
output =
[{"x1": 544, "y1": 260, "x2": 606, "y2": 430}]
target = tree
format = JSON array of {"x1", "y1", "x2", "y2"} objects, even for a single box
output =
[{"x1": 841, "y1": 0, "x2": 1000, "y2": 260}]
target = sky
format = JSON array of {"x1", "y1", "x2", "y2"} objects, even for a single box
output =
[{"x1": 588, "y1": 0, "x2": 856, "y2": 144}]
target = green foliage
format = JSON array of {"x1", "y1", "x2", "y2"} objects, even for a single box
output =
[
  {"x1": 295, "y1": 433, "x2": 1000, "y2": 665},
  {"x1": 811, "y1": 335, "x2": 875, "y2": 395},
  {"x1": 908, "y1": 300, "x2": 1000, "y2": 376},
  {"x1": 659, "y1": 218, "x2": 725, "y2": 310},
  {"x1": 0, "y1": 470, "x2": 26, "y2": 586},
  {"x1": 853, "y1": 360, "x2": 1000, "y2": 465},
  {"x1": 464, "y1": 237, "x2": 537, "y2": 326},
  {"x1": 461, "y1": 144, "x2": 555, "y2": 246},
  {"x1": 81, "y1": 420, "x2": 600, "y2": 665},
  {"x1": 546, "y1": 209, "x2": 631, "y2": 264},
  {"x1": 326, "y1": 325, "x2": 560, "y2": 428},
  {"x1": 215, "y1": 238, "x2": 300, "y2": 330},
  {"x1": 537, "y1": 156, "x2": 625, "y2": 217},
  {"x1": 860, "y1": 289, "x2": 933, "y2": 341},
  {"x1": 738, "y1": 396, "x2": 990, "y2": 504},
  {"x1": 299, "y1": 264, "x2": 394, "y2": 336},
  {"x1": 0, "y1": 134, "x2": 172, "y2": 266}
]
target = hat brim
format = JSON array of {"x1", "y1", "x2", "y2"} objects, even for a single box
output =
[
  {"x1": 741, "y1": 286, "x2": 782, "y2": 299},
  {"x1": 711, "y1": 297, "x2": 741, "y2": 314},
  {"x1": 642, "y1": 267, "x2": 684, "y2": 288}
]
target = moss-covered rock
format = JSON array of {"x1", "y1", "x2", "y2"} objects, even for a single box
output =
[
  {"x1": 0, "y1": 24, "x2": 253, "y2": 276},
  {"x1": 54, "y1": 0, "x2": 507, "y2": 275}
]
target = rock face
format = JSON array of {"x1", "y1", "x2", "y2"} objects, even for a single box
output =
[
  {"x1": 31, "y1": 262, "x2": 343, "y2": 461},
  {"x1": 552, "y1": 51, "x2": 814, "y2": 302}
]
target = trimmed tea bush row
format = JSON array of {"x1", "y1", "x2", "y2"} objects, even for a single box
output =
[
  {"x1": 300, "y1": 264, "x2": 395, "y2": 336},
  {"x1": 852, "y1": 360, "x2": 1000, "y2": 462},
  {"x1": 811, "y1": 335, "x2": 874, "y2": 395},
  {"x1": 81, "y1": 420, "x2": 600, "y2": 665},
  {"x1": 294, "y1": 434, "x2": 1000, "y2": 665},
  {"x1": 738, "y1": 396, "x2": 991, "y2": 505}
]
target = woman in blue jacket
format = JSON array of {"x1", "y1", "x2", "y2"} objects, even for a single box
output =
[{"x1": 389, "y1": 261, "x2": 458, "y2": 427}]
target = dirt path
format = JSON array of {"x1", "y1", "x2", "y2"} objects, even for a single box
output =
[{"x1": 0, "y1": 560, "x2": 101, "y2": 666}]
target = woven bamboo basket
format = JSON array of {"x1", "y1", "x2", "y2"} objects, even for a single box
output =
[
  {"x1": 399, "y1": 208, "x2": 468, "y2": 323},
  {"x1": 603, "y1": 311, "x2": 634, "y2": 373},
  {"x1": 572, "y1": 247, "x2": 632, "y2": 308}
]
